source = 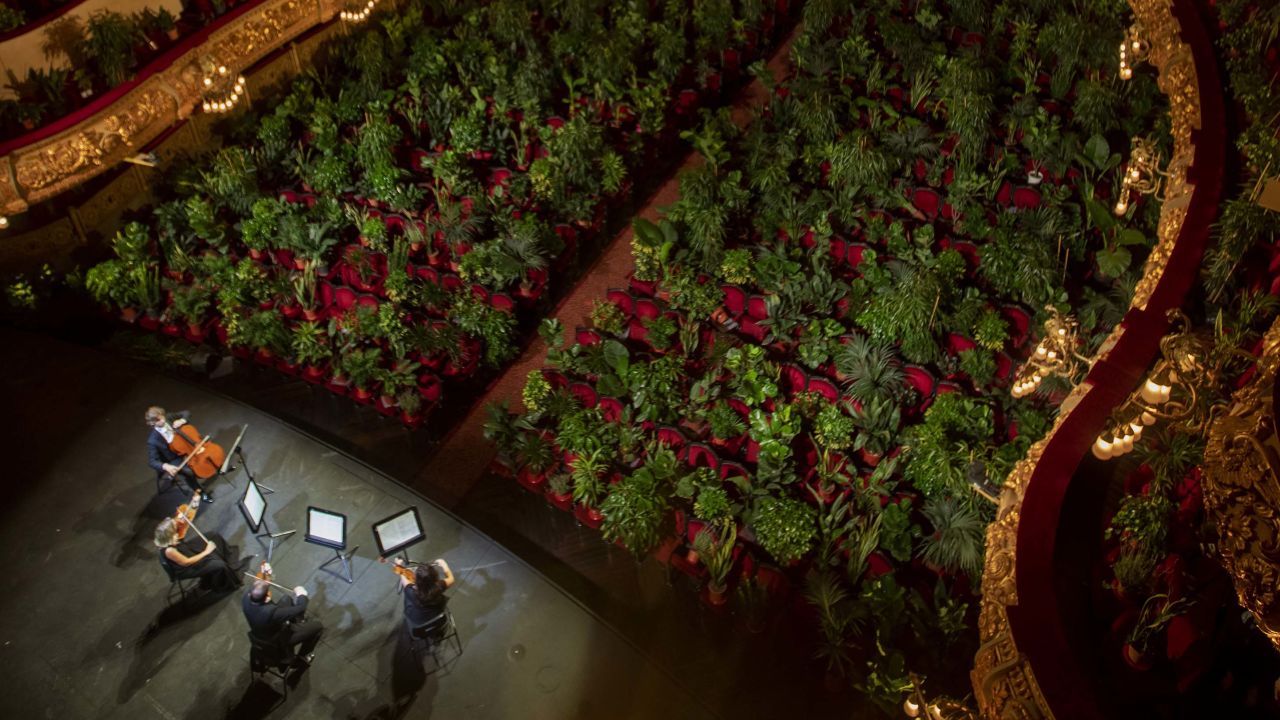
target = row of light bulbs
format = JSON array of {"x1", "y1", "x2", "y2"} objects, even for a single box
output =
[
  {"x1": 200, "y1": 63, "x2": 247, "y2": 114},
  {"x1": 1117, "y1": 23, "x2": 1149, "y2": 81},
  {"x1": 1010, "y1": 326, "x2": 1070, "y2": 397},
  {"x1": 340, "y1": 0, "x2": 380, "y2": 22}
]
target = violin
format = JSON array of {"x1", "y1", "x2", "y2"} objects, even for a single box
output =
[
  {"x1": 381, "y1": 556, "x2": 417, "y2": 585},
  {"x1": 173, "y1": 490, "x2": 208, "y2": 543},
  {"x1": 168, "y1": 420, "x2": 226, "y2": 480},
  {"x1": 243, "y1": 562, "x2": 301, "y2": 604}
]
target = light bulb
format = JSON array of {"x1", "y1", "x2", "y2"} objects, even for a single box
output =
[
  {"x1": 203, "y1": 77, "x2": 212, "y2": 87},
  {"x1": 1058, "y1": 327, "x2": 1067, "y2": 336},
  {"x1": 1114, "y1": 200, "x2": 1128, "y2": 215},
  {"x1": 1093, "y1": 437, "x2": 1113, "y2": 459},
  {"x1": 1036, "y1": 345, "x2": 1047, "y2": 357},
  {"x1": 1141, "y1": 411, "x2": 1157, "y2": 425},
  {"x1": 1046, "y1": 350, "x2": 1057, "y2": 360},
  {"x1": 903, "y1": 698, "x2": 920, "y2": 718},
  {"x1": 1140, "y1": 378, "x2": 1163, "y2": 404},
  {"x1": 0, "y1": 216, "x2": 8, "y2": 229},
  {"x1": 218, "y1": 65, "x2": 227, "y2": 74}
]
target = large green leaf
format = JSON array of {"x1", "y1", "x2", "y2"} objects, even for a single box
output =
[{"x1": 1095, "y1": 246, "x2": 1132, "y2": 278}]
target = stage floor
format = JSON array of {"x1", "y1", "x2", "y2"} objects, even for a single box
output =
[{"x1": 0, "y1": 328, "x2": 709, "y2": 720}]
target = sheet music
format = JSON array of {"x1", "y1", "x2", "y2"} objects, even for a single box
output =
[
  {"x1": 374, "y1": 509, "x2": 422, "y2": 551},
  {"x1": 241, "y1": 481, "x2": 266, "y2": 525},
  {"x1": 308, "y1": 509, "x2": 345, "y2": 545}
]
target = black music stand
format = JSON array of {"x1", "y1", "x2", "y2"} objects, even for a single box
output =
[
  {"x1": 372, "y1": 507, "x2": 426, "y2": 564},
  {"x1": 239, "y1": 478, "x2": 294, "y2": 561},
  {"x1": 222, "y1": 424, "x2": 276, "y2": 494},
  {"x1": 307, "y1": 507, "x2": 356, "y2": 583}
]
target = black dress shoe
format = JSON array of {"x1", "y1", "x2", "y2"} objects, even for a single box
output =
[{"x1": 203, "y1": 493, "x2": 214, "y2": 503}]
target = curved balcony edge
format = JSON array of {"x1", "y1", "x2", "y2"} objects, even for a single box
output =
[
  {"x1": 0, "y1": 0, "x2": 341, "y2": 217},
  {"x1": 972, "y1": 0, "x2": 1227, "y2": 718}
]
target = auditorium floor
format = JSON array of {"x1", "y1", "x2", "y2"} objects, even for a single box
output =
[{"x1": 0, "y1": 328, "x2": 712, "y2": 720}]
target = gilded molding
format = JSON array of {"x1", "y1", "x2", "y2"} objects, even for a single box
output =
[
  {"x1": 1202, "y1": 318, "x2": 1280, "y2": 652},
  {"x1": 0, "y1": 0, "x2": 342, "y2": 216},
  {"x1": 972, "y1": 0, "x2": 1202, "y2": 716}
]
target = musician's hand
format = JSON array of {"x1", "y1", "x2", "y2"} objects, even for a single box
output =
[
  {"x1": 162, "y1": 463, "x2": 179, "y2": 476},
  {"x1": 204, "y1": 540, "x2": 217, "y2": 554},
  {"x1": 294, "y1": 586, "x2": 307, "y2": 597},
  {"x1": 260, "y1": 561, "x2": 272, "y2": 575},
  {"x1": 172, "y1": 418, "x2": 187, "y2": 428},
  {"x1": 394, "y1": 557, "x2": 405, "y2": 567}
]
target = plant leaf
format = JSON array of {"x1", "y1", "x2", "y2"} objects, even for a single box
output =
[{"x1": 1095, "y1": 246, "x2": 1132, "y2": 278}]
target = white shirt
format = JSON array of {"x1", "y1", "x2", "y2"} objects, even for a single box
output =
[{"x1": 156, "y1": 423, "x2": 175, "y2": 444}]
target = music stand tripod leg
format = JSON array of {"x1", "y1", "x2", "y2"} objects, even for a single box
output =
[
  {"x1": 255, "y1": 517, "x2": 296, "y2": 562},
  {"x1": 320, "y1": 546, "x2": 359, "y2": 583}
]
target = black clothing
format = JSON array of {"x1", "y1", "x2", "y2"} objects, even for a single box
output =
[
  {"x1": 403, "y1": 584, "x2": 448, "y2": 628},
  {"x1": 159, "y1": 531, "x2": 239, "y2": 592},
  {"x1": 147, "y1": 419, "x2": 206, "y2": 495},
  {"x1": 243, "y1": 591, "x2": 323, "y2": 659}
]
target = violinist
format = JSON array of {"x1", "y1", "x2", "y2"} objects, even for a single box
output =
[
  {"x1": 243, "y1": 563, "x2": 324, "y2": 666},
  {"x1": 153, "y1": 490, "x2": 241, "y2": 593},
  {"x1": 145, "y1": 406, "x2": 212, "y2": 501},
  {"x1": 394, "y1": 557, "x2": 455, "y2": 627}
]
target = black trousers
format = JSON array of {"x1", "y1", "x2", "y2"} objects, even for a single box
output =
[
  {"x1": 164, "y1": 466, "x2": 210, "y2": 496},
  {"x1": 282, "y1": 618, "x2": 323, "y2": 658}
]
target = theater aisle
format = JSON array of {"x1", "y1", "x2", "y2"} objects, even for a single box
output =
[{"x1": 0, "y1": 327, "x2": 709, "y2": 720}]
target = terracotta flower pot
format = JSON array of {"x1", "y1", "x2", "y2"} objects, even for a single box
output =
[{"x1": 1122, "y1": 643, "x2": 1153, "y2": 670}]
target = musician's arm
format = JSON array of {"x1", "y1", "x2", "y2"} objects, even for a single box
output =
[
  {"x1": 435, "y1": 559, "x2": 456, "y2": 589},
  {"x1": 171, "y1": 410, "x2": 190, "y2": 428},
  {"x1": 164, "y1": 544, "x2": 211, "y2": 567},
  {"x1": 274, "y1": 596, "x2": 308, "y2": 621},
  {"x1": 147, "y1": 439, "x2": 168, "y2": 473}
]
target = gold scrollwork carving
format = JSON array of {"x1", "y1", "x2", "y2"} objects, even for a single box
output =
[
  {"x1": 973, "y1": 0, "x2": 1205, "y2": 716},
  {"x1": 0, "y1": 0, "x2": 336, "y2": 216},
  {"x1": 1202, "y1": 318, "x2": 1280, "y2": 652}
]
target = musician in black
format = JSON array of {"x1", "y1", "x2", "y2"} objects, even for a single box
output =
[
  {"x1": 243, "y1": 569, "x2": 324, "y2": 665},
  {"x1": 145, "y1": 406, "x2": 211, "y2": 501},
  {"x1": 154, "y1": 496, "x2": 240, "y2": 593},
  {"x1": 396, "y1": 557, "x2": 455, "y2": 626}
]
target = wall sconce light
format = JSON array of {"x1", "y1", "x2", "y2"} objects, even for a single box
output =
[
  {"x1": 1092, "y1": 310, "x2": 1227, "y2": 460},
  {"x1": 1118, "y1": 23, "x2": 1150, "y2": 81},
  {"x1": 199, "y1": 56, "x2": 246, "y2": 114},
  {"x1": 1011, "y1": 306, "x2": 1090, "y2": 399},
  {"x1": 1113, "y1": 135, "x2": 1164, "y2": 215},
  {"x1": 0, "y1": 216, "x2": 9, "y2": 230}
]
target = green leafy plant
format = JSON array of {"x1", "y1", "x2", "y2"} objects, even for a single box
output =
[
  {"x1": 919, "y1": 496, "x2": 987, "y2": 580},
  {"x1": 601, "y1": 465, "x2": 671, "y2": 557},
  {"x1": 752, "y1": 496, "x2": 816, "y2": 565}
]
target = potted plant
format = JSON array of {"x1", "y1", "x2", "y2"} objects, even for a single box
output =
[
  {"x1": 397, "y1": 388, "x2": 425, "y2": 427},
  {"x1": 291, "y1": 321, "x2": 332, "y2": 380},
  {"x1": 918, "y1": 496, "x2": 986, "y2": 580},
  {"x1": 545, "y1": 472, "x2": 574, "y2": 511},
  {"x1": 1123, "y1": 593, "x2": 1193, "y2": 670},
  {"x1": 750, "y1": 496, "x2": 816, "y2": 566},
  {"x1": 691, "y1": 518, "x2": 737, "y2": 605},
  {"x1": 376, "y1": 357, "x2": 421, "y2": 411},
  {"x1": 601, "y1": 464, "x2": 671, "y2": 556},
  {"x1": 168, "y1": 281, "x2": 212, "y2": 337},
  {"x1": 571, "y1": 447, "x2": 609, "y2": 525},
  {"x1": 84, "y1": 256, "x2": 136, "y2": 315},
  {"x1": 339, "y1": 346, "x2": 384, "y2": 402},
  {"x1": 291, "y1": 221, "x2": 338, "y2": 274},
  {"x1": 84, "y1": 11, "x2": 141, "y2": 88}
]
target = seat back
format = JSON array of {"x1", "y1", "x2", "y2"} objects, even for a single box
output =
[
  {"x1": 408, "y1": 611, "x2": 449, "y2": 644},
  {"x1": 159, "y1": 553, "x2": 180, "y2": 583},
  {"x1": 247, "y1": 631, "x2": 293, "y2": 672}
]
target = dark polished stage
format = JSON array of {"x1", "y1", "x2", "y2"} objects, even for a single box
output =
[{"x1": 0, "y1": 328, "x2": 708, "y2": 720}]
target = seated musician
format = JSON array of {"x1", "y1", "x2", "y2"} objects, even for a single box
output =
[
  {"x1": 243, "y1": 565, "x2": 324, "y2": 666},
  {"x1": 145, "y1": 406, "x2": 212, "y2": 501},
  {"x1": 154, "y1": 493, "x2": 241, "y2": 593},
  {"x1": 395, "y1": 557, "x2": 455, "y2": 628}
]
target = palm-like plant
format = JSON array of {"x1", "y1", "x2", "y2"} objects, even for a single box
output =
[
  {"x1": 834, "y1": 335, "x2": 903, "y2": 404},
  {"x1": 918, "y1": 496, "x2": 987, "y2": 580}
]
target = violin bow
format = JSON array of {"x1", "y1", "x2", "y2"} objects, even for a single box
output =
[{"x1": 241, "y1": 573, "x2": 297, "y2": 596}]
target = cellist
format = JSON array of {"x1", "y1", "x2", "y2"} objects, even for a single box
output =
[{"x1": 145, "y1": 406, "x2": 212, "y2": 501}]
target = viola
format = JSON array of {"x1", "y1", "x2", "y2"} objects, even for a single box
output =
[{"x1": 168, "y1": 421, "x2": 226, "y2": 480}]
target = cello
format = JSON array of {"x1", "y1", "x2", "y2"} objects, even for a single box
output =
[{"x1": 168, "y1": 420, "x2": 226, "y2": 480}]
